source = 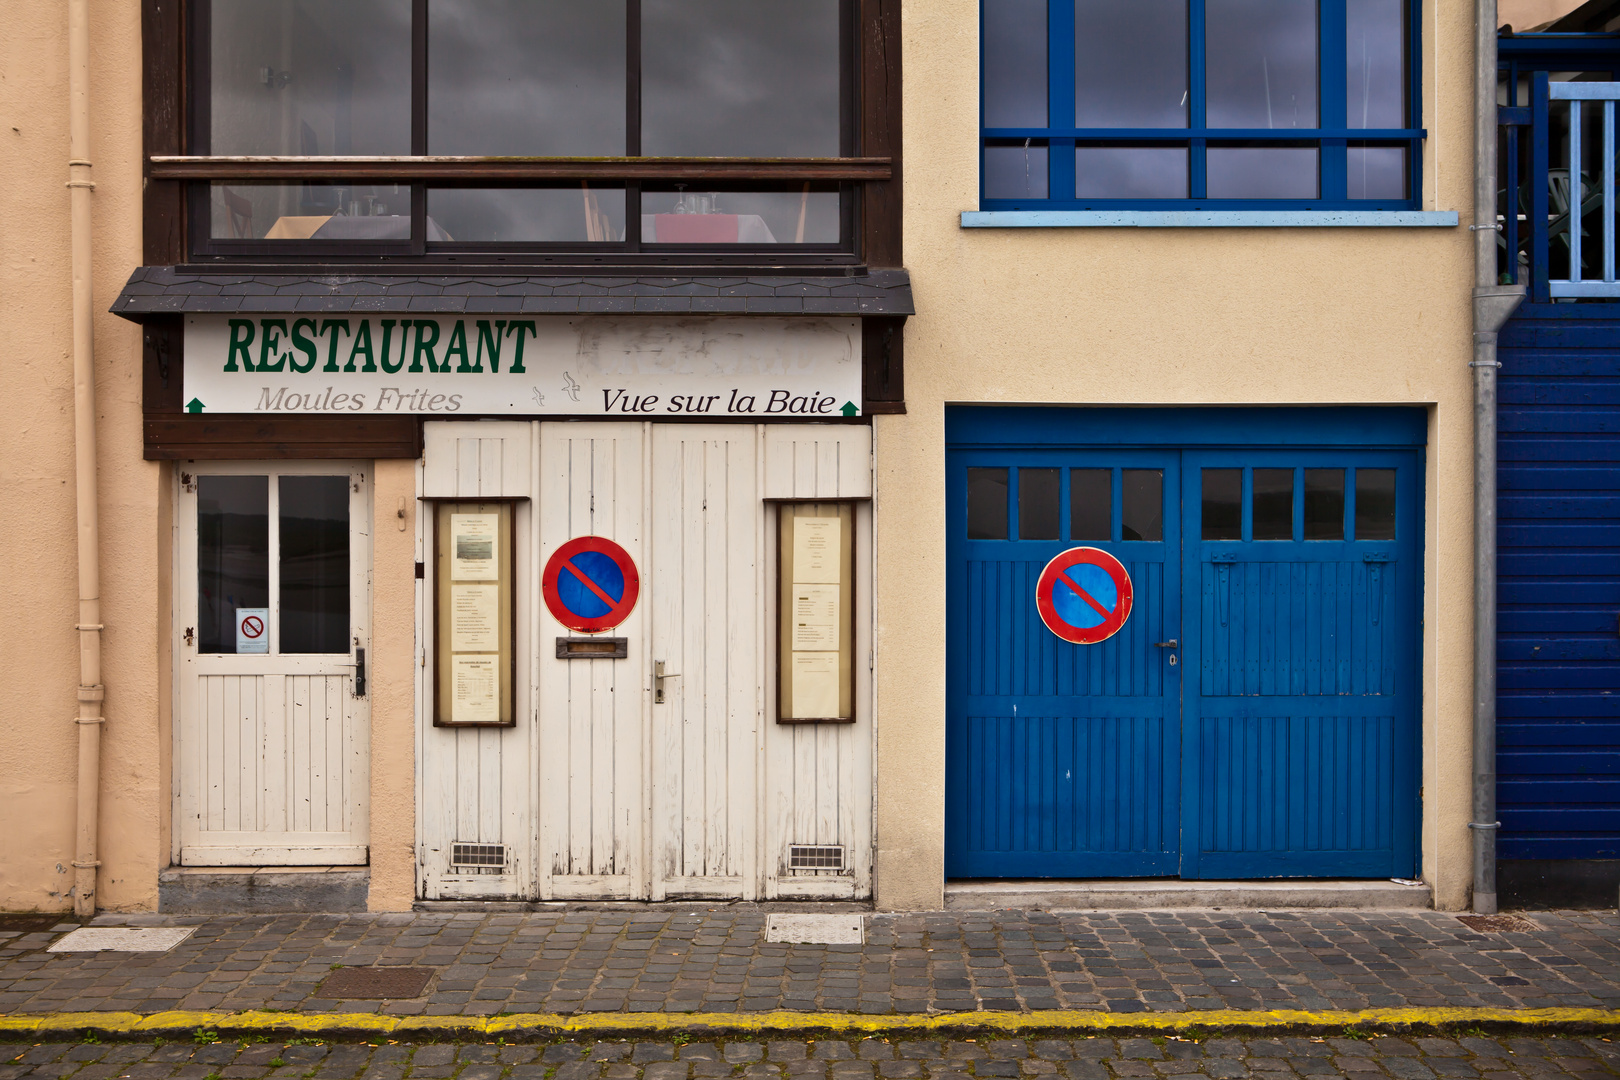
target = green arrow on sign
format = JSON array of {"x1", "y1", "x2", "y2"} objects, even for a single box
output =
[
  {"x1": 186, "y1": 398, "x2": 205, "y2": 414},
  {"x1": 840, "y1": 401, "x2": 859, "y2": 417}
]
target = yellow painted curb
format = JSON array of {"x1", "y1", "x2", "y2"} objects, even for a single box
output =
[{"x1": 3, "y1": 1007, "x2": 1620, "y2": 1041}]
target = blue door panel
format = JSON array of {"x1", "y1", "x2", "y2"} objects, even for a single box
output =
[
  {"x1": 1180, "y1": 449, "x2": 1421, "y2": 879},
  {"x1": 946, "y1": 449, "x2": 1180, "y2": 878},
  {"x1": 947, "y1": 408, "x2": 1424, "y2": 881}
]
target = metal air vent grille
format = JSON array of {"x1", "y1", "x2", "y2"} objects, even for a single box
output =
[
  {"x1": 788, "y1": 844, "x2": 846, "y2": 870},
  {"x1": 450, "y1": 842, "x2": 508, "y2": 870}
]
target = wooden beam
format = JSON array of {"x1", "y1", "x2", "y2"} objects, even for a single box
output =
[{"x1": 147, "y1": 156, "x2": 894, "y2": 182}]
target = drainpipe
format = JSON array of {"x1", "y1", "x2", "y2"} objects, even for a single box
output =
[
  {"x1": 1472, "y1": 0, "x2": 1526, "y2": 915},
  {"x1": 67, "y1": 0, "x2": 104, "y2": 919}
]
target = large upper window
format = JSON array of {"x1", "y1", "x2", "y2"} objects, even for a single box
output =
[
  {"x1": 191, "y1": 0, "x2": 857, "y2": 255},
  {"x1": 980, "y1": 0, "x2": 1420, "y2": 209}
]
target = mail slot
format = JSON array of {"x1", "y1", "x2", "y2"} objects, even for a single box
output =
[{"x1": 555, "y1": 637, "x2": 629, "y2": 659}]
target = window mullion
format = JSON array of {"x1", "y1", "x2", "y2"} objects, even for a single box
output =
[
  {"x1": 626, "y1": 0, "x2": 642, "y2": 247},
  {"x1": 1320, "y1": 0, "x2": 1348, "y2": 201},
  {"x1": 1050, "y1": 0, "x2": 1076, "y2": 201},
  {"x1": 1189, "y1": 0, "x2": 1206, "y2": 199}
]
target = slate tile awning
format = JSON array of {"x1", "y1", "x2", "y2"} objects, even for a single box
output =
[{"x1": 111, "y1": 267, "x2": 914, "y2": 319}]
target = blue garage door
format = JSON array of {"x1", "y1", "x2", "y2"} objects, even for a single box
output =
[{"x1": 946, "y1": 408, "x2": 1424, "y2": 879}]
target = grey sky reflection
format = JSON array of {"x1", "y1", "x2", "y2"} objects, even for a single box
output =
[
  {"x1": 212, "y1": 0, "x2": 412, "y2": 155},
  {"x1": 429, "y1": 1, "x2": 627, "y2": 155},
  {"x1": 1075, "y1": 0, "x2": 1186, "y2": 128},
  {"x1": 1348, "y1": 0, "x2": 1405, "y2": 127},
  {"x1": 1205, "y1": 0, "x2": 1317, "y2": 129},
  {"x1": 642, "y1": 0, "x2": 840, "y2": 157},
  {"x1": 984, "y1": 0, "x2": 1048, "y2": 128}
]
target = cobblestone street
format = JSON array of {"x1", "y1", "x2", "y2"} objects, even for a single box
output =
[
  {"x1": 2, "y1": 909, "x2": 1619, "y2": 1017},
  {"x1": 8, "y1": 1033, "x2": 1620, "y2": 1080}
]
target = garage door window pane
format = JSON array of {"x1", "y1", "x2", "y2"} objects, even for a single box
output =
[{"x1": 968, "y1": 468, "x2": 1010, "y2": 540}]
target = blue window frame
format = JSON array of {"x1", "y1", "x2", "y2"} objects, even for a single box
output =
[{"x1": 980, "y1": 0, "x2": 1425, "y2": 210}]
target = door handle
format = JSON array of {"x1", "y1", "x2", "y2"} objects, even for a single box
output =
[
  {"x1": 654, "y1": 660, "x2": 680, "y2": 704},
  {"x1": 354, "y1": 648, "x2": 367, "y2": 697},
  {"x1": 1154, "y1": 640, "x2": 1179, "y2": 666}
]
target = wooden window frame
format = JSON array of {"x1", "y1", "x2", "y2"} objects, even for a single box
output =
[{"x1": 147, "y1": 0, "x2": 901, "y2": 268}]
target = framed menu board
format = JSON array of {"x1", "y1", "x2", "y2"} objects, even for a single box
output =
[
  {"x1": 777, "y1": 502, "x2": 855, "y2": 723},
  {"x1": 433, "y1": 500, "x2": 515, "y2": 727}
]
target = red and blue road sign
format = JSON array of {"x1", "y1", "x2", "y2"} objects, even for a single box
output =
[
  {"x1": 1035, "y1": 547, "x2": 1133, "y2": 645},
  {"x1": 542, "y1": 536, "x2": 640, "y2": 634}
]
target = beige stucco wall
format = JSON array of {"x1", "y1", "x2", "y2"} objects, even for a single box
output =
[
  {"x1": 875, "y1": 0, "x2": 1478, "y2": 910},
  {"x1": 0, "y1": 0, "x2": 159, "y2": 911},
  {"x1": 369, "y1": 461, "x2": 418, "y2": 910}
]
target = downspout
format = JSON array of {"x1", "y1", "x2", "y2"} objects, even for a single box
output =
[
  {"x1": 68, "y1": 0, "x2": 104, "y2": 918},
  {"x1": 1472, "y1": 0, "x2": 1525, "y2": 915}
]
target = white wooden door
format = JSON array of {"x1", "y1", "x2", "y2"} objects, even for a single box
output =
[
  {"x1": 648, "y1": 426, "x2": 763, "y2": 899},
  {"x1": 176, "y1": 463, "x2": 371, "y2": 865},
  {"x1": 537, "y1": 423, "x2": 648, "y2": 899}
]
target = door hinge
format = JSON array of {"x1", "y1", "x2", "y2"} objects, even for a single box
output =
[
  {"x1": 183, "y1": 627, "x2": 194, "y2": 646},
  {"x1": 180, "y1": 472, "x2": 196, "y2": 494}
]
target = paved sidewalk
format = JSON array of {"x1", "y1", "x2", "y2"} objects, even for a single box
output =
[
  {"x1": 2, "y1": 908, "x2": 1619, "y2": 1019},
  {"x1": 8, "y1": 1033, "x2": 1620, "y2": 1080}
]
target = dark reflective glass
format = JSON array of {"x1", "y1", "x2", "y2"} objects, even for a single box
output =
[
  {"x1": 428, "y1": 0, "x2": 626, "y2": 156},
  {"x1": 1202, "y1": 469, "x2": 1242, "y2": 540},
  {"x1": 1304, "y1": 469, "x2": 1346, "y2": 539},
  {"x1": 210, "y1": 184, "x2": 416, "y2": 241},
  {"x1": 198, "y1": 476, "x2": 269, "y2": 654},
  {"x1": 1122, "y1": 469, "x2": 1164, "y2": 541},
  {"x1": 1348, "y1": 0, "x2": 1405, "y2": 129},
  {"x1": 968, "y1": 468, "x2": 1010, "y2": 540},
  {"x1": 1356, "y1": 468, "x2": 1397, "y2": 540},
  {"x1": 985, "y1": 144, "x2": 1049, "y2": 199},
  {"x1": 280, "y1": 476, "x2": 351, "y2": 655},
  {"x1": 1070, "y1": 469, "x2": 1111, "y2": 541},
  {"x1": 1207, "y1": 146, "x2": 1318, "y2": 198},
  {"x1": 1075, "y1": 0, "x2": 1187, "y2": 128},
  {"x1": 1205, "y1": 0, "x2": 1318, "y2": 129},
  {"x1": 210, "y1": 0, "x2": 411, "y2": 155},
  {"x1": 984, "y1": 0, "x2": 1049, "y2": 127},
  {"x1": 642, "y1": 0, "x2": 840, "y2": 156},
  {"x1": 1075, "y1": 147, "x2": 1188, "y2": 198},
  {"x1": 428, "y1": 187, "x2": 626, "y2": 243},
  {"x1": 1347, "y1": 146, "x2": 1407, "y2": 199},
  {"x1": 1019, "y1": 468, "x2": 1061, "y2": 540},
  {"x1": 1252, "y1": 468, "x2": 1294, "y2": 540},
  {"x1": 641, "y1": 188, "x2": 840, "y2": 244}
]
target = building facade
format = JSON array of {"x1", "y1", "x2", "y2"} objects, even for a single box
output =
[{"x1": 2, "y1": 0, "x2": 1488, "y2": 913}]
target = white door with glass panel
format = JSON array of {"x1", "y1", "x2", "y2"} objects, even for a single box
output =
[{"x1": 177, "y1": 464, "x2": 371, "y2": 866}]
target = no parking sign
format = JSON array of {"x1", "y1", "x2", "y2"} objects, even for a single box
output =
[
  {"x1": 1035, "y1": 548, "x2": 1133, "y2": 645},
  {"x1": 542, "y1": 536, "x2": 640, "y2": 634}
]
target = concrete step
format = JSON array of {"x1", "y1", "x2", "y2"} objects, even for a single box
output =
[
  {"x1": 945, "y1": 878, "x2": 1433, "y2": 911},
  {"x1": 159, "y1": 866, "x2": 369, "y2": 914}
]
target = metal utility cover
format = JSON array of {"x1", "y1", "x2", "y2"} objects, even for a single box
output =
[
  {"x1": 319, "y1": 967, "x2": 435, "y2": 999},
  {"x1": 48, "y1": 927, "x2": 196, "y2": 953},
  {"x1": 1457, "y1": 914, "x2": 1539, "y2": 934},
  {"x1": 765, "y1": 913, "x2": 865, "y2": 944}
]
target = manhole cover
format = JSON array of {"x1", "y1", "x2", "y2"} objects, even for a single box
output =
[
  {"x1": 319, "y1": 967, "x2": 434, "y2": 999},
  {"x1": 1457, "y1": 914, "x2": 1538, "y2": 933},
  {"x1": 765, "y1": 914, "x2": 865, "y2": 944},
  {"x1": 48, "y1": 927, "x2": 195, "y2": 953}
]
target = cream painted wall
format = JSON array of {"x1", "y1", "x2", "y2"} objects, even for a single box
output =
[
  {"x1": 369, "y1": 461, "x2": 419, "y2": 910},
  {"x1": 876, "y1": 0, "x2": 1478, "y2": 910},
  {"x1": 0, "y1": 0, "x2": 159, "y2": 911}
]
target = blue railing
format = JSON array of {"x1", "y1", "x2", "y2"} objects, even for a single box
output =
[{"x1": 1501, "y1": 72, "x2": 1620, "y2": 299}]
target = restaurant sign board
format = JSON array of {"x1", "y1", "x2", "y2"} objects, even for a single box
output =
[{"x1": 183, "y1": 315, "x2": 862, "y2": 417}]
